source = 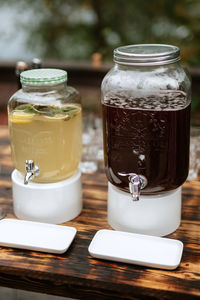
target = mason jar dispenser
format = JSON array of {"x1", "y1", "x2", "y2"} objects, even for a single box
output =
[
  {"x1": 101, "y1": 44, "x2": 191, "y2": 236},
  {"x1": 8, "y1": 69, "x2": 82, "y2": 223}
]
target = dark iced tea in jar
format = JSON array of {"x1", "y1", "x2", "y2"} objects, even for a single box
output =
[{"x1": 102, "y1": 90, "x2": 190, "y2": 194}]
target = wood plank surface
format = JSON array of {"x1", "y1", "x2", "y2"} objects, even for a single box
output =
[{"x1": 0, "y1": 126, "x2": 199, "y2": 299}]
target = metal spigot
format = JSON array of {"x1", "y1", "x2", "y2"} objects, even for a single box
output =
[
  {"x1": 128, "y1": 173, "x2": 147, "y2": 201},
  {"x1": 118, "y1": 172, "x2": 147, "y2": 201},
  {"x1": 24, "y1": 160, "x2": 40, "y2": 185}
]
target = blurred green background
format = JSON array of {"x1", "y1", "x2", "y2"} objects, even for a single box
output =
[
  {"x1": 0, "y1": 0, "x2": 200, "y2": 123},
  {"x1": 0, "y1": 0, "x2": 200, "y2": 64}
]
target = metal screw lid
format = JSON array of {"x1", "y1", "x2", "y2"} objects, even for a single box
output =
[
  {"x1": 31, "y1": 58, "x2": 42, "y2": 69},
  {"x1": 114, "y1": 44, "x2": 180, "y2": 66},
  {"x1": 20, "y1": 68, "x2": 67, "y2": 85},
  {"x1": 16, "y1": 61, "x2": 28, "y2": 71}
]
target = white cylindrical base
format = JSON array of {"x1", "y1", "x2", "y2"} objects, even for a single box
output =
[
  {"x1": 12, "y1": 169, "x2": 82, "y2": 224},
  {"x1": 108, "y1": 183, "x2": 182, "y2": 236}
]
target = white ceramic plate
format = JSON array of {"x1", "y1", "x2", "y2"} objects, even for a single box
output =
[
  {"x1": 0, "y1": 219, "x2": 76, "y2": 254},
  {"x1": 88, "y1": 229, "x2": 183, "y2": 270}
]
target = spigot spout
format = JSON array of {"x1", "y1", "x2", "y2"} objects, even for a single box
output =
[
  {"x1": 24, "y1": 160, "x2": 40, "y2": 185},
  {"x1": 118, "y1": 172, "x2": 147, "y2": 201},
  {"x1": 24, "y1": 171, "x2": 34, "y2": 185},
  {"x1": 128, "y1": 174, "x2": 141, "y2": 201}
]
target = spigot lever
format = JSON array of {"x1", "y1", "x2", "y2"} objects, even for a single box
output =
[{"x1": 24, "y1": 160, "x2": 40, "y2": 185}]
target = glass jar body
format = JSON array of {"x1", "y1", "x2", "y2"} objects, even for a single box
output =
[
  {"x1": 101, "y1": 62, "x2": 191, "y2": 194},
  {"x1": 8, "y1": 82, "x2": 82, "y2": 183}
]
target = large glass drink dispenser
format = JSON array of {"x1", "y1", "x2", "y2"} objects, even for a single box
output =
[
  {"x1": 8, "y1": 69, "x2": 82, "y2": 223},
  {"x1": 101, "y1": 45, "x2": 191, "y2": 236}
]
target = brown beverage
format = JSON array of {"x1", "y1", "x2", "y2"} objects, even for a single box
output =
[{"x1": 102, "y1": 91, "x2": 190, "y2": 194}]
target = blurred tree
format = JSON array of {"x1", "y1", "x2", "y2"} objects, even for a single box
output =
[{"x1": 0, "y1": 0, "x2": 200, "y2": 64}]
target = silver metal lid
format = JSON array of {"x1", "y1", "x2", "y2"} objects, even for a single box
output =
[{"x1": 114, "y1": 44, "x2": 180, "y2": 66}]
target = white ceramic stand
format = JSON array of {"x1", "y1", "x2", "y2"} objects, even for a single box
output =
[
  {"x1": 12, "y1": 169, "x2": 82, "y2": 224},
  {"x1": 108, "y1": 182, "x2": 182, "y2": 236}
]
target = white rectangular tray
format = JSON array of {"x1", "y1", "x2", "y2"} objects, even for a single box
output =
[
  {"x1": 88, "y1": 229, "x2": 183, "y2": 270},
  {"x1": 0, "y1": 219, "x2": 76, "y2": 254}
]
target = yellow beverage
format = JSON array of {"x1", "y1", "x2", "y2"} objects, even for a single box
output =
[{"x1": 8, "y1": 104, "x2": 82, "y2": 183}]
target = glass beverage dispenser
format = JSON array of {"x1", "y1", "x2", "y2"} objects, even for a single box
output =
[
  {"x1": 8, "y1": 69, "x2": 82, "y2": 224},
  {"x1": 101, "y1": 44, "x2": 191, "y2": 236}
]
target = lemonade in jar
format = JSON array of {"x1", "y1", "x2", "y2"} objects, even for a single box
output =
[{"x1": 8, "y1": 69, "x2": 82, "y2": 183}]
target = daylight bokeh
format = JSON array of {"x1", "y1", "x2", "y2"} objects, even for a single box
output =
[{"x1": 0, "y1": 0, "x2": 200, "y2": 65}]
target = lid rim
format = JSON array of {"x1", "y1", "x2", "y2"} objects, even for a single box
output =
[
  {"x1": 113, "y1": 44, "x2": 180, "y2": 66},
  {"x1": 20, "y1": 68, "x2": 68, "y2": 85}
]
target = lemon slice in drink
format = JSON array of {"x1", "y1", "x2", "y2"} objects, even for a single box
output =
[{"x1": 9, "y1": 111, "x2": 35, "y2": 124}]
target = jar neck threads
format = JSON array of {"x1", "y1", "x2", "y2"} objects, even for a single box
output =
[{"x1": 21, "y1": 82, "x2": 67, "y2": 93}]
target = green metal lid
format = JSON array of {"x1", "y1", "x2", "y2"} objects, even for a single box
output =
[{"x1": 20, "y1": 68, "x2": 67, "y2": 85}]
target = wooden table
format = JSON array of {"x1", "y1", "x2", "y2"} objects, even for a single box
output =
[{"x1": 0, "y1": 126, "x2": 199, "y2": 299}]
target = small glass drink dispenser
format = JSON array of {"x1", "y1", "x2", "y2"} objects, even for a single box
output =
[
  {"x1": 8, "y1": 69, "x2": 82, "y2": 223},
  {"x1": 101, "y1": 44, "x2": 191, "y2": 236}
]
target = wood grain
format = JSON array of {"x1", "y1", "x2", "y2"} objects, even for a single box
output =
[{"x1": 0, "y1": 126, "x2": 199, "y2": 299}]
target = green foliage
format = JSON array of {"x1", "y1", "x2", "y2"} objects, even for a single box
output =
[
  {"x1": 14, "y1": 103, "x2": 79, "y2": 119},
  {"x1": 191, "y1": 94, "x2": 200, "y2": 113},
  {"x1": 1, "y1": 0, "x2": 200, "y2": 64}
]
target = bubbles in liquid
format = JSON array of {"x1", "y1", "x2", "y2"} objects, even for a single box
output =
[{"x1": 104, "y1": 90, "x2": 188, "y2": 111}]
